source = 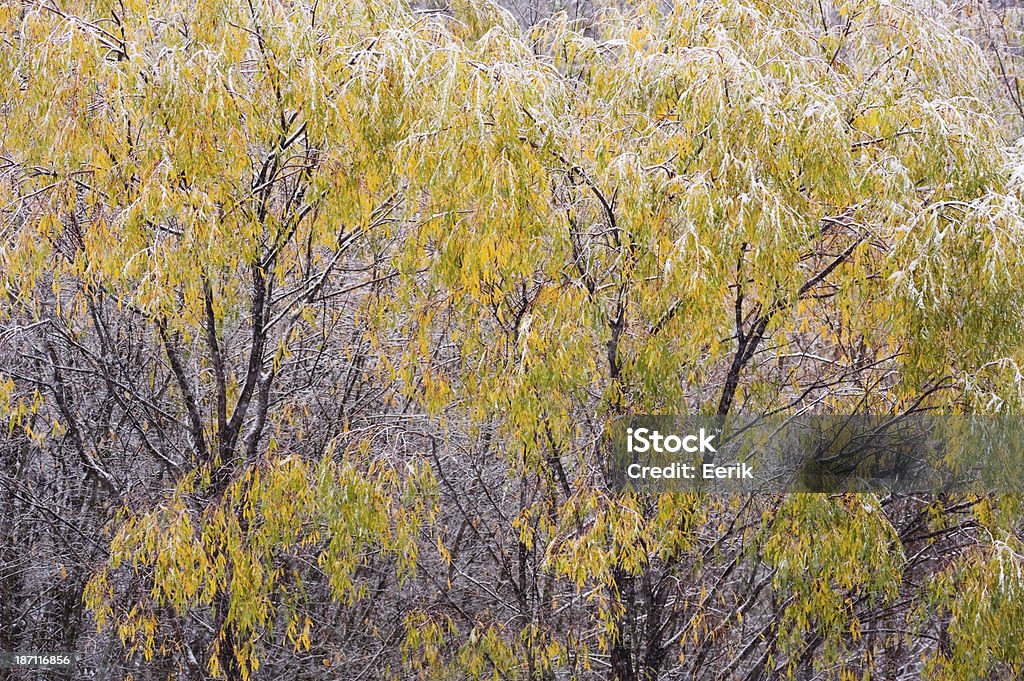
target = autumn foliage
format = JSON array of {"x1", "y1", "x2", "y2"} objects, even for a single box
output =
[{"x1": 3, "y1": 0, "x2": 1024, "y2": 679}]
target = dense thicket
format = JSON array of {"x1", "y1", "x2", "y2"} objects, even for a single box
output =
[{"x1": 3, "y1": 0, "x2": 1024, "y2": 679}]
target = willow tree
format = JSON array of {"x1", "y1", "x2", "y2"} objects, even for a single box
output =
[
  {"x1": 2, "y1": 0, "x2": 441, "y2": 677},
  {"x1": 3, "y1": 0, "x2": 1024, "y2": 679},
  {"x1": 387, "y1": 0, "x2": 1024, "y2": 678}
]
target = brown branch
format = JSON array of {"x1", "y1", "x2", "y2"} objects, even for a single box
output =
[{"x1": 157, "y1": 319, "x2": 209, "y2": 461}]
